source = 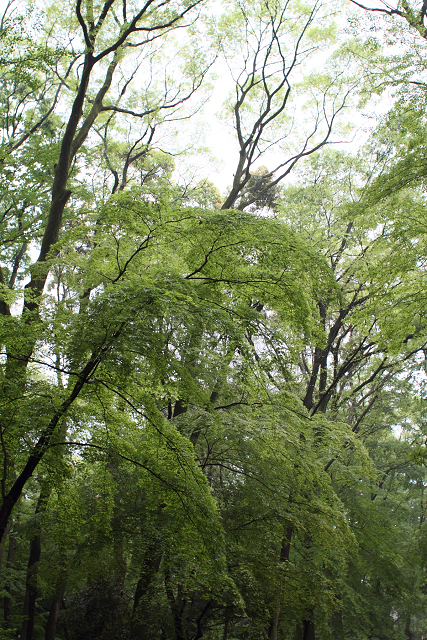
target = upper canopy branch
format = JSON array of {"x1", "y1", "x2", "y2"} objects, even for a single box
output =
[
  {"x1": 92, "y1": 0, "x2": 205, "y2": 62},
  {"x1": 348, "y1": 0, "x2": 403, "y2": 16},
  {"x1": 226, "y1": 82, "x2": 354, "y2": 211},
  {"x1": 220, "y1": 0, "x2": 351, "y2": 211},
  {"x1": 19, "y1": 0, "x2": 209, "y2": 346},
  {"x1": 349, "y1": 0, "x2": 427, "y2": 39}
]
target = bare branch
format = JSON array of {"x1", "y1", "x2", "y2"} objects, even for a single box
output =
[
  {"x1": 221, "y1": 0, "x2": 351, "y2": 211},
  {"x1": 76, "y1": 0, "x2": 92, "y2": 49},
  {"x1": 348, "y1": 0, "x2": 402, "y2": 16},
  {"x1": 93, "y1": 0, "x2": 204, "y2": 63}
]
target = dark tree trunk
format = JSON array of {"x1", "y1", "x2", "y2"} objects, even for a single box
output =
[
  {"x1": 329, "y1": 609, "x2": 344, "y2": 639},
  {"x1": 20, "y1": 533, "x2": 41, "y2": 640},
  {"x1": 44, "y1": 571, "x2": 67, "y2": 640},
  {"x1": 130, "y1": 544, "x2": 163, "y2": 640},
  {"x1": 164, "y1": 572, "x2": 186, "y2": 640},
  {"x1": 20, "y1": 479, "x2": 54, "y2": 640},
  {"x1": 302, "y1": 618, "x2": 315, "y2": 640},
  {"x1": 0, "y1": 51, "x2": 118, "y2": 542},
  {"x1": 222, "y1": 617, "x2": 228, "y2": 640},
  {"x1": 268, "y1": 524, "x2": 293, "y2": 640},
  {"x1": 0, "y1": 342, "x2": 121, "y2": 543},
  {"x1": 4, "y1": 532, "x2": 15, "y2": 626},
  {"x1": 193, "y1": 600, "x2": 212, "y2": 640},
  {"x1": 404, "y1": 617, "x2": 413, "y2": 640},
  {"x1": 0, "y1": 521, "x2": 12, "y2": 575}
]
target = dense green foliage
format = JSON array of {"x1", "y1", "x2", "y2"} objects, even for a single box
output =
[{"x1": 1, "y1": 0, "x2": 427, "y2": 638}]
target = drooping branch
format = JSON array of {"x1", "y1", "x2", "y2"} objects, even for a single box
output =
[{"x1": 0, "y1": 322, "x2": 126, "y2": 543}]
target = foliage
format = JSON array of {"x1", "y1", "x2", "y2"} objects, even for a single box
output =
[{"x1": 1, "y1": 0, "x2": 427, "y2": 639}]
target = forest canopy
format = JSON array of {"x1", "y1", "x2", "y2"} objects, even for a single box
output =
[{"x1": 1, "y1": 0, "x2": 427, "y2": 639}]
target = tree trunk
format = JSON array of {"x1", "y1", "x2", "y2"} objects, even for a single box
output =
[
  {"x1": 329, "y1": 609, "x2": 344, "y2": 639},
  {"x1": 222, "y1": 618, "x2": 228, "y2": 640},
  {"x1": 4, "y1": 531, "x2": 15, "y2": 627},
  {"x1": 404, "y1": 617, "x2": 413, "y2": 640},
  {"x1": 268, "y1": 524, "x2": 293, "y2": 640},
  {"x1": 0, "y1": 344, "x2": 120, "y2": 543},
  {"x1": 20, "y1": 473, "x2": 56, "y2": 640},
  {"x1": 0, "y1": 521, "x2": 12, "y2": 575},
  {"x1": 20, "y1": 533, "x2": 41, "y2": 640},
  {"x1": 0, "y1": 52, "x2": 119, "y2": 542},
  {"x1": 193, "y1": 600, "x2": 212, "y2": 640},
  {"x1": 44, "y1": 571, "x2": 67, "y2": 640},
  {"x1": 303, "y1": 619, "x2": 315, "y2": 640},
  {"x1": 130, "y1": 544, "x2": 163, "y2": 640},
  {"x1": 164, "y1": 572, "x2": 186, "y2": 640}
]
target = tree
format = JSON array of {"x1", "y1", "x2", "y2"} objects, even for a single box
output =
[
  {"x1": 264, "y1": 143, "x2": 427, "y2": 639},
  {"x1": 0, "y1": 0, "x2": 355, "y2": 548},
  {"x1": 3, "y1": 0, "x2": 427, "y2": 638},
  {"x1": 0, "y1": 0, "x2": 213, "y2": 542}
]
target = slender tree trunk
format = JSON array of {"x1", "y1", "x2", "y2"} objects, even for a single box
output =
[
  {"x1": 130, "y1": 543, "x2": 163, "y2": 640},
  {"x1": 20, "y1": 533, "x2": 41, "y2": 640},
  {"x1": 404, "y1": 617, "x2": 413, "y2": 640},
  {"x1": 295, "y1": 617, "x2": 316, "y2": 640},
  {"x1": 222, "y1": 618, "x2": 228, "y2": 640},
  {"x1": 20, "y1": 456, "x2": 60, "y2": 640},
  {"x1": 302, "y1": 617, "x2": 315, "y2": 640},
  {"x1": 192, "y1": 600, "x2": 212, "y2": 640},
  {"x1": 268, "y1": 524, "x2": 293, "y2": 640},
  {"x1": 164, "y1": 571, "x2": 186, "y2": 640},
  {"x1": 4, "y1": 531, "x2": 15, "y2": 627},
  {"x1": 330, "y1": 610, "x2": 344, "y2": 638},
  {"x1": 0, "y1": 521, "x2": 12, "y2": 575},
  {"x1": 44, "y1": 570, "x2": 67, "y2": 640},
  {"x1": 106, "y1": 462, "x2": 127, "y2": 632},
  {"x1": 0, "y1": 342, "x2": 121, "y2": 543},
  {"x1": 0, "y1": 52, "x2": 120, "y2": 542}
]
